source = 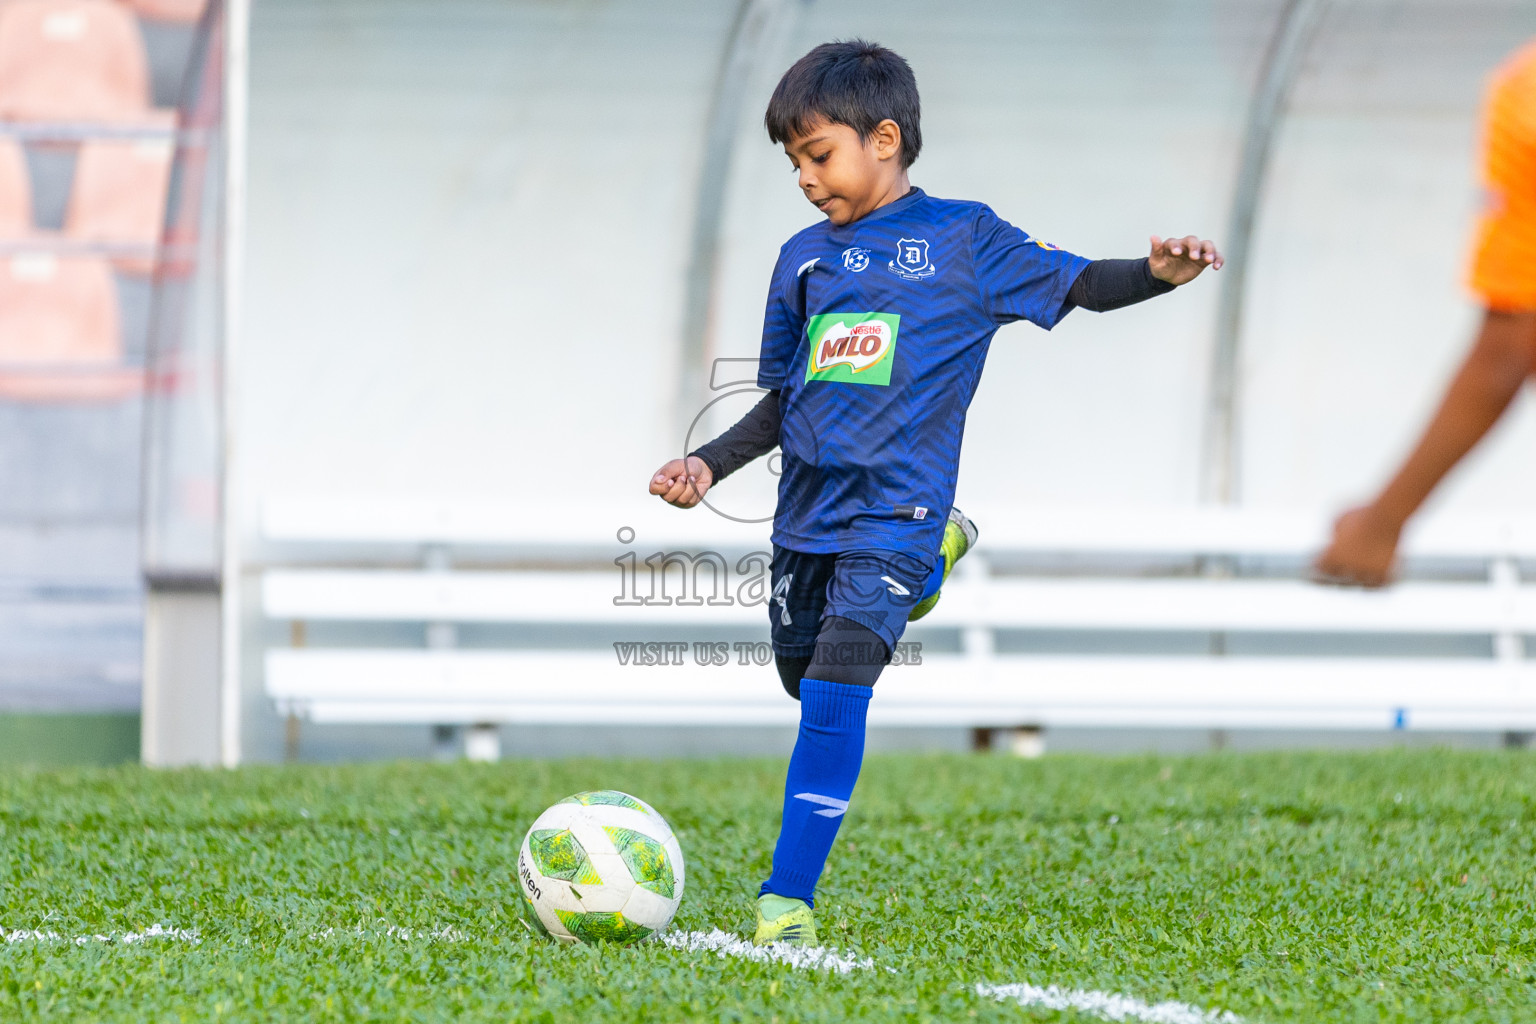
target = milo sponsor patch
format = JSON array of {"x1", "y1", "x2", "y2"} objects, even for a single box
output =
[{"x1": 804, "y1": 312, "x2": 900, "y2": 386}]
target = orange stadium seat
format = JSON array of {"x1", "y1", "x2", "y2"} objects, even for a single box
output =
[
  {"x1": 0, "y1": 253, "x2": 139, "y2": 400},
  {"x1": 122, "y1": 0, "x2": 206, "y2": 23},
  {"x1": 0, "y1": 137, "x2": 32, "y2": 239},
  {"x1": 64, "y1": 112, "x2": 175, "y2": 272},
  {"x1": 0, "y1": 0, "x2": 150, "y2": 122}
]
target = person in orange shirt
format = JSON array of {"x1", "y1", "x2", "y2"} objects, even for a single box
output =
[{"x1": 1316, "y1": 41, "x2": 1536, "y2": 585}]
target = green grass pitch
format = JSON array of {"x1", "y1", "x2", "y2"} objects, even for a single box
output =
[{"x1": 1, "y1": 748, "x2": 1534, "y2": 1021}]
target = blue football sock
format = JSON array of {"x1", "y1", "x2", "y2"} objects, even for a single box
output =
[{"x1": 761, "y1": 678, "x2": 872, "y2": 906}]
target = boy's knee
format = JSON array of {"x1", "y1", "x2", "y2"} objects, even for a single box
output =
[
  {"x1": 810, "y1": 615, "x2": 890, "y2": 689},
  {"x1": 778, "y1": 618, "x2": 891, "y2": 695},
  {"x1": 775, "y1": 654, "x2": 811, "y2": 700}
]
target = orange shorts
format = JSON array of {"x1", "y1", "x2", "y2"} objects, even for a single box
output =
[{"x1": 1468, "y1": 40, "x2": 1536, "y2": 312}]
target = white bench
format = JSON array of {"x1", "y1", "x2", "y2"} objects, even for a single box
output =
[{"x1": 258, "y1": 497, "x2": 1536, "y2": 759}]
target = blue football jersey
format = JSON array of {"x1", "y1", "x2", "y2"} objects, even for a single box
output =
[{"x1": 757, "y1": 188, "x2": 1091, "y2": 560}]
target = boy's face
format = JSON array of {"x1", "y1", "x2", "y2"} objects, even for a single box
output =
[{"x1": 782, "y1": 118, "x2": 905, "y2": 226}]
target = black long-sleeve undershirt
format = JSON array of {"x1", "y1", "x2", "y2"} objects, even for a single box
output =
[
  {"x1": 689, "y1": 389, "x2": 782, "y2": 485},
  {"x1": 1067, "y1": 257, "x2": 1175, "y2": 311},
  {"x1": 688, "y1": 259, "x2": 1175, "y2": 483}
]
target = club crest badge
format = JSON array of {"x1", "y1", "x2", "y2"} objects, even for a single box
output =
[
  {"x1": 841, "y1": 247, "x2": 871, "y2": 272},
  {"x1": 888, "y1": 237, "x2": 936, "y2": 280}
]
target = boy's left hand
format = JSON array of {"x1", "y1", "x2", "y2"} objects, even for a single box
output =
[
  {"x1": 1149, "y1": 235, "x2": 1222, "y2": 285},
  {"x1": 1313, "y1": 504, "x2": 1404, "y2": 588}
]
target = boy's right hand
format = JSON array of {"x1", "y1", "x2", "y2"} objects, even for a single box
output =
[{"x1": 649, "y1": 456, "x2": 713, "y2": 508}]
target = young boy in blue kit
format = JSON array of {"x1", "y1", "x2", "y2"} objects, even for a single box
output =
[{"x1": 648, "y1": 39, "x2": 1222, "y2": 946}]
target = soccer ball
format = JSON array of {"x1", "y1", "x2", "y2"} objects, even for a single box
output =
[{"x1": 517, "y1": 790, "x2": 685, "y2": 944}]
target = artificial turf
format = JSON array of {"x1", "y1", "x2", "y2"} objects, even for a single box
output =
[{"x1": 0, "y1": 748, "x2": 1534, "y2": 1022}]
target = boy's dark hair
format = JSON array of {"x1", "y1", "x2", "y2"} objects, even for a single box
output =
[{"x1": 764, "y1": 39, "x2": 921, "y2": 168}]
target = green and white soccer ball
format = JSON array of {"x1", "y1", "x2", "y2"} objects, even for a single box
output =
[{"x1": 517, "y1": 790, "x2": 685, "y2": 944}]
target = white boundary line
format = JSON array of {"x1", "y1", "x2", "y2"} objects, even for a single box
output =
[
  {"x1": 2, "y1": 924, "x2": 200, "y2": 946},
  {"x1": 662, "y1": 929, "x2": 877, "y2": 975},
  {"x1": 976, "y1": 983, "x2": 1242, "y2": 1024},
  {"x1": 2, "y1": 922, "x2": 468, "y2": 948},
  {"x1": 305, "y1": 924, "x2": 466, "y2": 943}
]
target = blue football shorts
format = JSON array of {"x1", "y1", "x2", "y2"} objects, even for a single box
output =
[{"x1": 768, "y1": 545, "x2": 937, "y2": 659}]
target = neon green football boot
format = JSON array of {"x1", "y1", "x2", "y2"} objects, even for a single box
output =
[
  {"x1": 908, "y1": 506, "x2": 980, "y2": 621},
  {"x1": 753, "y1": 893, "x2": 818, "y2": 947}
]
